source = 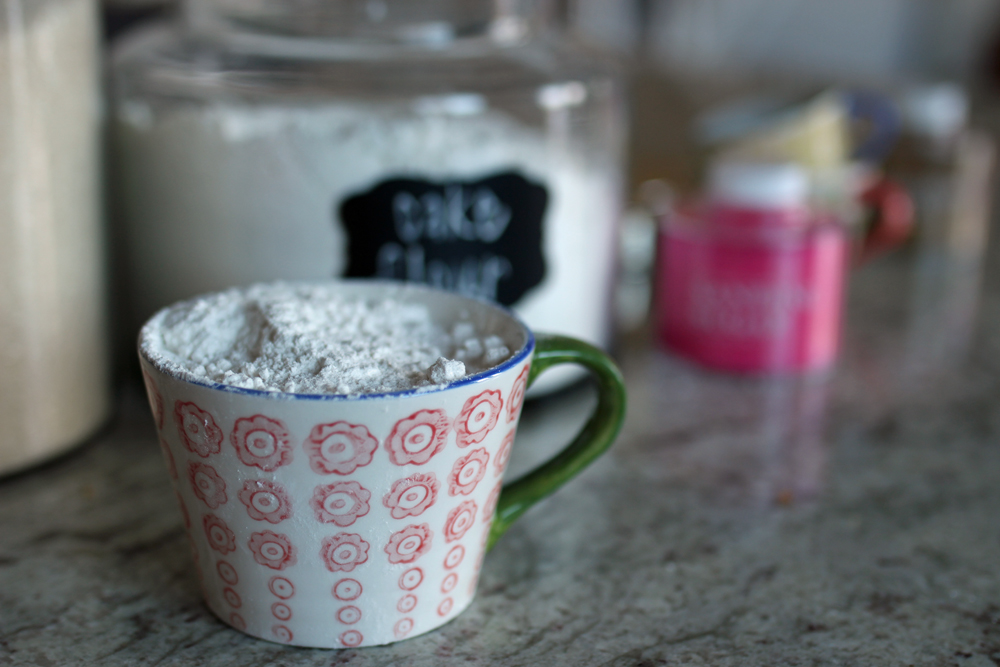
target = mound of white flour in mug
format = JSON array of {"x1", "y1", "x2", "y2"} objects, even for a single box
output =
[{"x1": 140, "y1": 283, "x2": 513, "y2": 395}]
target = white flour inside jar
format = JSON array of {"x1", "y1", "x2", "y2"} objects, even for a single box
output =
[
  {"x1": 140, "y1": 283, "x2": 513, "y2": 395},
  {"x1": 114, "y1": 101, "x2": 621, "y2": 393}
]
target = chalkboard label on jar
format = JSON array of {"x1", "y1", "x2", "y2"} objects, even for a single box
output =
[{"x1": 338, "y1": 171, "x2": 548, "y2": 306}]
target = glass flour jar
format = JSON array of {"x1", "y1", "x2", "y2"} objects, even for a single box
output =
[{"x1": 111, "y1": 0, "x2": 626, "y2": 390}]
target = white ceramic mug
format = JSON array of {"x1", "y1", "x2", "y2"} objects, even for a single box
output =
[{"x1": 138, "y1": 281, "x2": 626, "y2": 648}]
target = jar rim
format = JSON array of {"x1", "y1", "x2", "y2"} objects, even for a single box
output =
[{"x1": 185, "y1": 0, "x2": 555, "y2": 46}]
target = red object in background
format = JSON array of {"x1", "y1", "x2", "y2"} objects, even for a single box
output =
[
  {"x1": 856, "y1": 177, "x2": 914, "y2": 263},
  {"x1": 658, "y1": 205, "x2": 849, "y2": 374},
  {"x1": 655, "y1": 162, "x2": 912, "y2": 375}
]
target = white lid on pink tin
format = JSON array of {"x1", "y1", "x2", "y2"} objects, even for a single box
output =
[{"x1": 709, "y1": 161, "x2": 808, "y2": 211}]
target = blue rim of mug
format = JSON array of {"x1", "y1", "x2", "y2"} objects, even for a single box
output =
[{"x1": 137, "y1": 281, "x2": 537, "y2": 402}]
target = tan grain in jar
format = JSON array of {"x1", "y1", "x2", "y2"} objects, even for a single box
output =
[{"x1": 0, "y1": 0, "x2": 110, "y2": 474}]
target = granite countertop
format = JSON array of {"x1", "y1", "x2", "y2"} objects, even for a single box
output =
[{"x1": 2, "y1": 233, "x2": 1000, "y2": 665}]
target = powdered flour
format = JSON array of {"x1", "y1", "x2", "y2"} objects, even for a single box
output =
[{"x1": 140, "y1": 283, "x2": 513, "y2": 395}]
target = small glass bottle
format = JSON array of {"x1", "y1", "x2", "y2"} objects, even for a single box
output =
[{"x1": 111, "y1": 0, "x2": 626, "y2": 391}]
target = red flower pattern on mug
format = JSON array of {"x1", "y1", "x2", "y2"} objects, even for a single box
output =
[
  {"x1": 320, "y1": 533, "x2": 370, "y2": 573},
  {"x1": 159, "y1": 437, "x2": 177, "y2": 480},
  {"x1": 444, "y1": 545, "x2": 465, "y2": 569},
  {"x1": 304, "y1": 421, "x2": 378, "y2": 475},
  {"x1": 454, "y1": 390, "x2": 503, "y2": 448},
  {"x1": 238, "y1": 479, "x2": 292, "y2": 524},
  {"x1": 384, "y1": 524, "x2": 432, "y2": 564},
  {"x1": 231, "y1": 415, "x2": 293, "y2": 471},
  {"x1": 248, "y1": 531, "x2": 296, "y2": 570},
  {"x1": 394, "y1": 617, "x2": 414, "y2": 638},
  {"x1": 222, "y1": 587, "x2": 241, "y2": 608},
  {"x1": 438, "y1": 598, "x2": 454, "y2": 617},
  {"x1": 339, "y1": 630, "x2": 363, "y2": 647},
  {"x1": 483, "y1": 481, "x2": 502, "y2": 523},
  {"x1": 506, "y1": 366, "x2": 529, "y2": 423},
  {"x1": 443, "y1": 500, "x2": 477, "y2": 543},
  {"x1": 143, "y1": 371, "x2": 164, "y2": 430},
  {"x1": 203, "y1": 513, "x2": 236, "y2": 554},
  {"x1": 273, "y1": 625, "x2": 293, "y2": 643},
  {"x1": 271, "y1": 602, "x2": 292, "y2": 621},
  {"x1": 336, "y1": 605, "x2": 362, "y2": 624},
  {"x1": 448, "y1": 448, "x2": 489, "y2": 496},
  {"x1": 217, "y1": 561, "x2": 238, "y2": 585},
  {"x1": 269, "y1": 576, "x2": 295, "y2": 599},
  {"x1": 398, "y1": 567, "x2": 423, "y2": 591},
  {"x1": 310, "y1": 481, "x2": 370, "y2": 527},
  {"x1": 385, "y1": 409, "x2": 450, "y2": 466},
  {"x1": 382, "y1": 473, "x2": 439, "y2": 519},
  {"x1": 332, "y1": 578, "x2": 362, "y2": 601},
  {"x1": 397, "y1": 594, "x2": 418, "y2": 613},
  {"x1": 188, "y1": 461, "x2": 227, "y2": 509},
  {"x1": 494, "y1": 430, "x2": 515, "y2": 477},
  {"x1": 175, "y1": 401, "x2": 223, "y2": 458}
]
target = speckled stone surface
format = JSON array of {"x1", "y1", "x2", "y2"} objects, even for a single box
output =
[{"x1": 2, "y1": 237, "x2": 1000, "y2": 665}]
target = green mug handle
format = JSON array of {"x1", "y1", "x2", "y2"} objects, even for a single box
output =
[{"x1": 486, "y1": 334, "x2": 628, "y2": 550}]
